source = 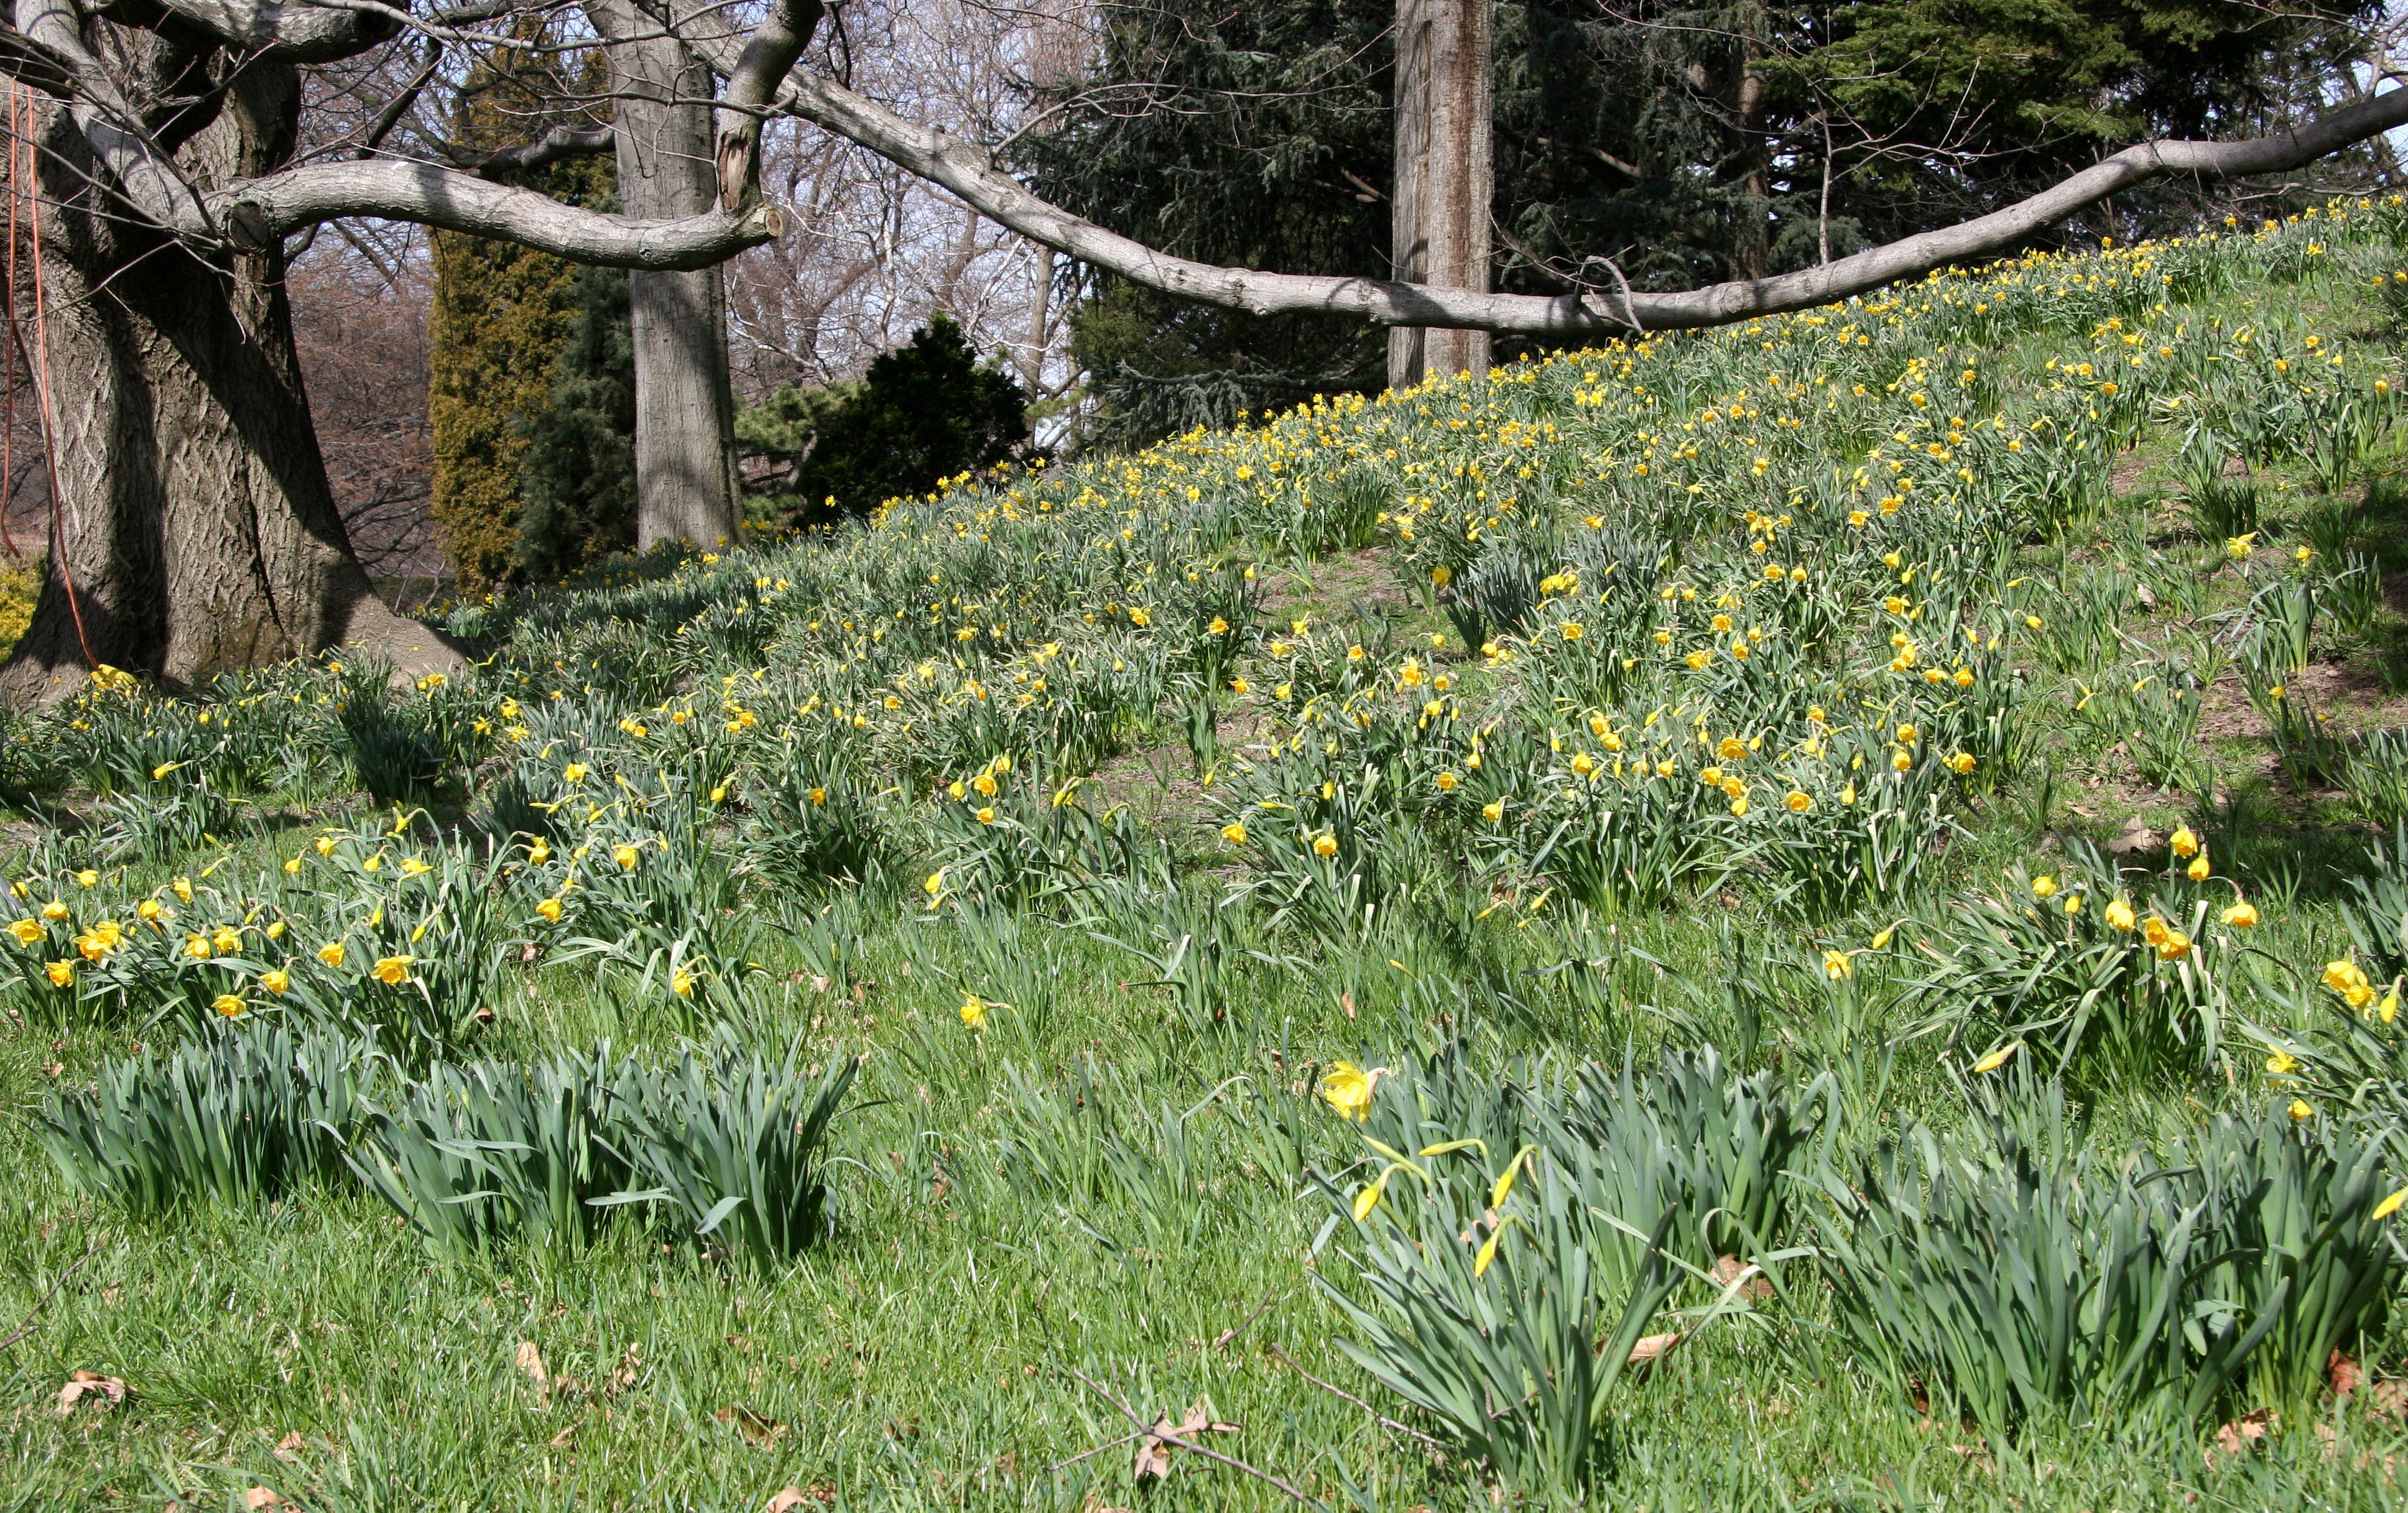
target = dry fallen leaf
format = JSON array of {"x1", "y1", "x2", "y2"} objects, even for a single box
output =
[
  {"x1": 57, "y1": 1370, "x2": 126, "y2": 1415},
  {"x1": 1712, "y1": 1255, "x2": 1772, "y2": 1300},
  {"x1": 2333, "y1": 1350, "x2": 2365, "y2": 1399},
  {"x1": 243, "y1": 1489, "x2": 282, "y2": 1511},
  {"x1": 2210, "y1": 1407, "x2": 2276, "y2": 1463},
  {"x1": 2374, "y1": 1379, "x2": 2408, "y2": 1417},
  {"x1": 1133, "y1": 1401, "x2": 1239, "y2": 1481},
  {"x1": 515, "y1": 1340, "x2": 550, "y2": 1398},
  {"x1": 1626, "y1": 1331, "x2": 1682, "y2": 1366},
  {"x1": 2107, "y1": 818, "x2": 2162, "y2": 857},
  {"x1": 714, "y1": 1405, "x2": 787, "y2": 1448},
  {"x1": 272, "y1": 1431, "x2": 305, "y2": 1463},
  {"x1": 763, "y1": 1483, "x2": 836, "y2": 1510}
]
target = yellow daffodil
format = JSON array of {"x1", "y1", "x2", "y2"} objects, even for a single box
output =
[
  {"x1": 2106, "y1": 898, "x2": 2136, "y2": 931},
  {"x1": 213, "y1": 993, "x2": 246, "y2": 1019},
  {"x1": 1972, "y1": 1042, "x2": 2020, "y2": 1074},
  {"x1": 2222, "y1": 900, "x2": 2259, "y2": 928},
  {"x1": 44, "y1": 959, "x2": 72, "y2": 987},
  {"x1": 1321, "y1": 1062, "x2": 1376, "y2": 1120},
  {"x1": 536, "y1": 897, "x2": 564, "y2": 923},
  {"x1": 1823, "y1": 948, "x2": 1852, "y2": 981},
  {"x1": 261, "y1": 969, "x2": 290, "y2": 995},
  {"x1": 319, "y1": 942, "x2": 346, "y2": 968},
  {"x1": 2169, "y1": 825, "x2": 2198, "y2": 859},
  {"x1": 1221, "y1": 822, "x2": 1247, "y2": 846},
  {"x1": 373, "y1": 956, "x2": 412, "y2": 986},
  {"x1": 2031, "y1": 875, "x2": 2057, "y2": 899}
]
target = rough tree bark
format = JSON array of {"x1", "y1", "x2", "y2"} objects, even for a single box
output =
[
  {"x1": 594, "y1": 0, "x2": 742, "y2": 552},
  {"x1": 1, "y1": 60, "x2": 445, "y2": 700},
  {"x1": 1389, "y1": 0, "x2": 1491, "y2": 387}
]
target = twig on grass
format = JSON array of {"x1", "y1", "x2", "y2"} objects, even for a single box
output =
[
  {"x1": 1063, "y1": 1364, "x2": 1327, "y2": 1509},
  {"x1": 0, "y1": 1236, "x2": 101, "y2": 1354},
  {"x1": 1266, "y1": 1343, "x2": 1451, "y2": 1452}
]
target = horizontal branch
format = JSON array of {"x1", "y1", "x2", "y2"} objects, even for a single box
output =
[
  {"x1": 752, "y1": 60, "x2": 2408, "y2": 336},
  {"x1": 213, "y1": 159, "x2": 780, "y2": 269},
  {"x1": 445, "y1": 124, "x2": 616, "y2": 178}
]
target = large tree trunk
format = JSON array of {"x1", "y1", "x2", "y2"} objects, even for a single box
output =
[
  {"x1": 603, "y1": 3, "x2": 742, "y2": 551},
  {"x1": 0, "y1": 60, "x2": 446, "y2": 700},
  {"x1": 1388, "y1": 0, "x2": 1492, "y2": 389}
]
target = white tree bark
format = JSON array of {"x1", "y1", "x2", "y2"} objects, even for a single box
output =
[{"x1": 1389, "y1": 0, "x2": 1491, "y2": 387}]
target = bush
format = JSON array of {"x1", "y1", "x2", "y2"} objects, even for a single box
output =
[{"x1": 781, "y1": 315, "x2": 1028, "y2": 524}]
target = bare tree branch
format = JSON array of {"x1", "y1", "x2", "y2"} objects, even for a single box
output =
[
  {"x1": 746, "y1": 60, "x2": 2408, "y2": 336},
  {"x1": 214, "y1": 158, "x2": 779, "y2": 267}
]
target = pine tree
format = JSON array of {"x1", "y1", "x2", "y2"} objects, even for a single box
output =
[
  {"x1": 514, "y1": 263, "x2": 638, "y2": 580},
  {"x1": 780, "y1": 315, "x2": 1028, "y2": 523},
  {"x1": 426, "y1": 42, "x2": 622, "y2": 592}
]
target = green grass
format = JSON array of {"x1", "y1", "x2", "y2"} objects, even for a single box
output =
[{"x1": 14, "y1": 207, "x2": 2408, "y2": 1508}]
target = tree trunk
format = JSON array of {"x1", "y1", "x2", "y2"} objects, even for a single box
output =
[
  {"x1": 1389, "y1": 0, "x2": 1492, "y2": 389},
  {"x1": 604, "y1": 6, "x2": 742, "y2": 551},
  {"x1": 0, "y1": 63, "x2": 448, "y2": 700}
]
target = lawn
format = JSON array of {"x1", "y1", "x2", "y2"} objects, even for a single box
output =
[{"x1": 9, "y1": 204, "x2": 2408, "y2": 1510}]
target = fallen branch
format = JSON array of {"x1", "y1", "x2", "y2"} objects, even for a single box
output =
[
  {"x1": 1064, "y1": 1364, "x2": 1326, "y2": 1508},
  {"x1": 1266, "y1": 1343, "x2": 1451, "y2": 1453},
  {"x1": 0, "y1": 1237, "x2": 100, "y2": 1354}
]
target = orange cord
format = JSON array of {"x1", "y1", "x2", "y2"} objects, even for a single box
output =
[
  {"x1": 1, "y1": 88, "x2": 18, "y2": 561},
  {"x1": 14, "y1": 85, "x2": 91, "y2": 667}
]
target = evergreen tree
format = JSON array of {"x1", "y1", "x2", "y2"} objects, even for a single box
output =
[
  {"x1": 1014, "y1": 0, "x2": 1397, "y2": 448},
  {"x1": 426, "y1": 42, "x2": 619, "y2": 592},
  {"x1": 515, "y1": 264, "x2": 638, "y2": 580},
  {"x1": 782, "y1": 316, "x2": 1029, "y2": 522}
]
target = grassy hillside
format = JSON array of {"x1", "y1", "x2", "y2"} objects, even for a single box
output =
[{"x1": 9, "y1": 202, "x2": 2408, "y2": 1509}]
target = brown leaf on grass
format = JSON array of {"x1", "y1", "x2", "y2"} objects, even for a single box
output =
[
  {"x1": 2107, "y1": 818, "x2": 2162, "y2": 856},
  {"x1": 57, "y1": 1370, "x2": 125, "y2": 1414},
  {"x1": 272, "y1": 1431, "x2": 306, "y2": 1463},
  {"x1": 764, "y1": 1484, "x2": 836, "y2": 1510},
  {"x1": 547, "y1": 1422, "x2": 578, "y2": 1448},
  {"x1": 515, "y1": 1341, "x2": 550, "y2": 1400},
  {"x1": 2374, "y1": 1379, "x2": 2408, "y2": 1417},
  {"x1": 1133, "y1": 1401, "x2": 1240, "y2": 1481},
  {"x1": 2333, "y1": 1350, "x2": 2366, "y2": 1399},
  {"x1": 1626, "y1": 1331, "x2": 1682, "y2": 1366},
  {"x1": 610, "y1": 1343, "x2": 641, "y2": 1394},
  {"x1": 243, "y1": 1490, "x2": 282, "y2": 1511},
  {"x1": 715, "y1": 1405, "x2": 787, "y2": 1448},
  {"x1": 1712, "y1": 1255, "x2": 1772, "y2": 1300},
  {"x1": 2210, "y1": 1407, "x2": 2276, "y2": 1463}
]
